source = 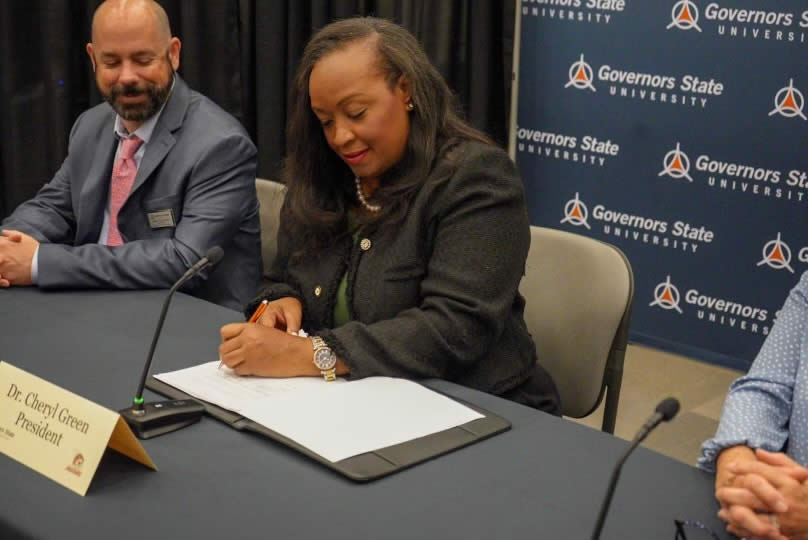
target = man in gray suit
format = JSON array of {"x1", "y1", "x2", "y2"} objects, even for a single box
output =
[{"x1": 0, "y1": 0, "x2": 261, "y2": 310}]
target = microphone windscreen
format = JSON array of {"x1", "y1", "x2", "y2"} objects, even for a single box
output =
[
  {"x1": 205, "y1": 246, "x2": 225, "y2": 266},
  {"x1": 655, "y1": 397, "x2": 680, "y2": 421}
]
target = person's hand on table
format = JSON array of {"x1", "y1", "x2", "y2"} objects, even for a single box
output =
[
  {"x1": 717, "y1": 449, "x2": 808, "y2": 539},
  {"x1": 256, "y1": 297, "x2": 303, "y2": 333},
  {"x1": 0, "y1": 230, "x2": 38, "y2": 287},
  {"x1": 714, "y1": 446, "x2": 780, "y2": 539},
  {"x1": 716, "y1": 445, "x2": 758, "y2": 491},
  {"x1": 755, "y1": 449, "x2": 808, "y2": 482},
  {"x1": 219, "y1": 323, "x2": 316, "y2": 376},
  {"x1": 219, "y1": 321, "x2": 350, "y2": 378}
]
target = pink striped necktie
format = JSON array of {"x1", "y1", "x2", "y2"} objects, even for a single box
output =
[{"x1": 107, "y1": 136, "x2": 143, "y2": 246}]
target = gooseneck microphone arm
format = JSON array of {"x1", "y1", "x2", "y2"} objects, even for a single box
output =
[
  {"x1": 131, "y1": 246, "x2": 225, "y2": 410},
  {"x1": 591, "y1": 397, "x2": 680, "y2": 540}
]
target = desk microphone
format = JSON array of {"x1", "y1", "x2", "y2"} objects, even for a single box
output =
[
  {"x1": 591, "y1": 397, "x2": 680, "y2": 540},
  {"x1": 119, "y1": 246, "x2": 224, "y2": 439}
]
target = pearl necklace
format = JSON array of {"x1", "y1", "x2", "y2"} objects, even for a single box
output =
[{"x1": 354, "y1": 176, "x2": 381, "y2": 213}]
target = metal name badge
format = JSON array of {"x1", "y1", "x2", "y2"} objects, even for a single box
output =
[{"x1": 147, "y1": 209, "x2": 176, "y2": 229}]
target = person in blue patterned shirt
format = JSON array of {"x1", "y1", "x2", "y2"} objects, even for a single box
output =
[{"x1": 699, "y1": 271, "x2": 808, "y2": 539}]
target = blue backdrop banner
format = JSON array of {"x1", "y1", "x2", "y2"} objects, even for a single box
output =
[{"x1": 514, "y1": 0, "x2": 808, "y2": 371}]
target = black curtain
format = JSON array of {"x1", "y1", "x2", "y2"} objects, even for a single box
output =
[{"x1": 0, "y1": 0, "x2": 515, "y2": 218}]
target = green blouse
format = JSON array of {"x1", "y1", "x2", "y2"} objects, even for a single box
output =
[{"x1": 333, "y1": 213, "x2": 362, "y2": 327}]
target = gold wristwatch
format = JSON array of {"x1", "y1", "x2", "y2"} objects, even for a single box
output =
[{"x1": 311, "y1": 336, "x2": 337, "y2": 381}]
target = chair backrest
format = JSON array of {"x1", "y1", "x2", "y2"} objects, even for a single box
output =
[
  {"x1": 519, "y1": 226, "x2": 634, "y2": 433},
  {"x1": 255, "y1": 178, "x2": 287, "y2": 271}
]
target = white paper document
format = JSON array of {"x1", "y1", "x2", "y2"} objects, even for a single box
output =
[
  {"x1": 154, "y1": 361, "x2": 342, "y2": 414},
  {"x1": 154, "y1": 362, "x2": 483, "y2": 462}
]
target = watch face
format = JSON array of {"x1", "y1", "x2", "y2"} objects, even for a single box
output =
[{"x1": 314, "y1": 347, "x2": 336, "y2": 370}]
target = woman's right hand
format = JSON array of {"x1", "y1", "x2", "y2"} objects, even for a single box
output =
[{"x1": 257, "y1": 297, "x2": 303, "y2": 333}]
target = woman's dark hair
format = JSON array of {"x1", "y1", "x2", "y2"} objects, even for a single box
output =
[{"x1": 283, "y1": 16, "x2": 492, "y2": 252}]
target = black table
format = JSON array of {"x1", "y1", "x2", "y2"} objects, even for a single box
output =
[{"x1": 0, "y1": 288, "x2": 730, "y2": 539}]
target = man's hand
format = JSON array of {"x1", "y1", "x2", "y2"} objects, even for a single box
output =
[
  {"x1": 0, "y1": 230, "x2": 39, "y2": 286},
  {"x1": 756, "y1": 449, "x2": 808, "y2": 482},
  {"x1": 728, "y1": 451, "x2": 808, "y2": 538},
  {"x1": 717, "y1": 450, "x2": 808, "y2": 539},
  {"x1": 714, "y1": 447, "x2": 787, "y2": 539},
  {"x1": 717, "y1": 472, "x2": 789, "y2": 540},
  {"x1": 716, "y1": 445, "x2": 758, "y2": 491}
]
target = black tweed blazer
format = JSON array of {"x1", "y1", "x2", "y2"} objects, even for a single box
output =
[{"x1": 250, "y1": 141, "x2": 559, "y2": 412}]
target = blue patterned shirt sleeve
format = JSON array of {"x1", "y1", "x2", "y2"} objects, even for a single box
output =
[{"x1": 697, "y1": 271, "x2": 808, "y2": 472}]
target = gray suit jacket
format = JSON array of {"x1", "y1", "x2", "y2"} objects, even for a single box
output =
[{"x1": 2, "y1": 76, "x2": 261, "y2": 310}]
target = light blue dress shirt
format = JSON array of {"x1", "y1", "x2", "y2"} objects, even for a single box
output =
[
  {"x1": 31, "y1": 87, "x2": 170, "y2": 283},
  {"x1": 698, "y1": 270, "x2": 808, "y2": 471}
]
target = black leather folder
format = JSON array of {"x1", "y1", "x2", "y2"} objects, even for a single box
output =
[{"x1": 147, "y1": 376, "x2": 510, "y2": 482}]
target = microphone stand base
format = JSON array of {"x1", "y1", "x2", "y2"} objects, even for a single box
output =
[{"x1": 119, "y1": 399, "x2": 205, "y2": 440}]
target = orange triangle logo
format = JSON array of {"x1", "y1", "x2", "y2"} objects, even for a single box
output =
[
  {"x1": 661, "y1": 287, "x2": 675, "y2": 303},
  {"x1": 671, "y1": 155, "x2": 684, "y2": 171},
  {"x1": 770, "y1": 244, "x2": 785, "y2": 262},
  {"x1": 570, "y1": 203, "x2": 583, "y2": 219},
  {"x1": 678, "y1": 5, "x2": 694, "y2": 23},
  {"x1": 575, "y1": 66, "x2": 589, "y2": 82},
  {"x1": 782, "y1": 90, "x2": 799, "y2": 111}
]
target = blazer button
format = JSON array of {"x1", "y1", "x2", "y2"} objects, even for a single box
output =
[
  {"x1": 314, "y1": 285, "x2": 322, "y2": 297},
  {"x1": 360, "y1": 238, "x2": 372, "y2": 251}
]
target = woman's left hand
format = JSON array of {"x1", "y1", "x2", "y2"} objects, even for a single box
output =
[{"x1": 218, "y1": 323, "x2": 317, "y2": 377}]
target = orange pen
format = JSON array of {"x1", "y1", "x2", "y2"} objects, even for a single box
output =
[
  {"x1": 248, "y1": 299, "x2": 269, "y2": 323},
  {"x1": 219, "y1": 300, "x2": 269, "y2": 369}
]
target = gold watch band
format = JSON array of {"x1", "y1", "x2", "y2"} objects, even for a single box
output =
[{"x1": 311, "y1": 336, "x2": 337, "y2": 382}]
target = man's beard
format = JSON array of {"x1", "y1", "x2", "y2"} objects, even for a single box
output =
[{"x1": 102, "y1": 65, "x2": 173, "y2": 123}]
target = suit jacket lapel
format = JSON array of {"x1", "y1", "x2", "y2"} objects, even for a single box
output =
[
  {"x1": 76, "y1": 127, "x2": 117, "y2": 244},
  {"x1": 132, "y1": 128, "x2": 175, "y2": 194},
  {"x1": 128, "y1": 75, "x2": 190, "y2": 196}
]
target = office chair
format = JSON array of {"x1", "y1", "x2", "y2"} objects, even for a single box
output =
[
  {"x1": 254, "y1": 178, "x2": 287, "y2": 272},
  {"x1": 520, "y1": 226, "x2": 634, "y2": 433}
]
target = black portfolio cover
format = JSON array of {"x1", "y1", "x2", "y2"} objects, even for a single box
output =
[{"x1": 146, "y1": 376, "x2": 511, "y2": 482}]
